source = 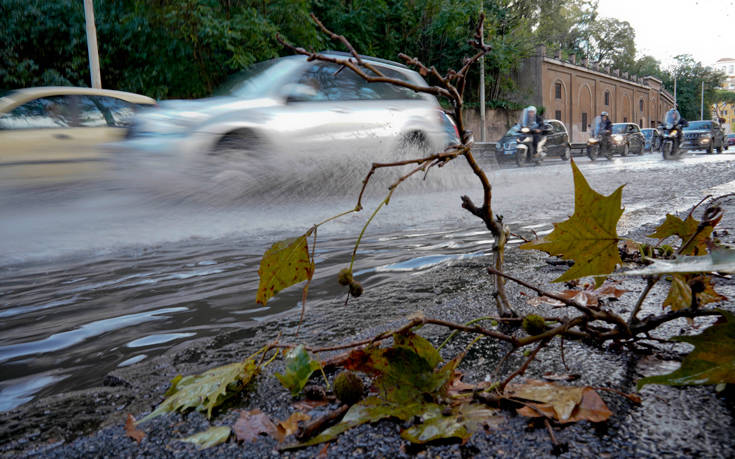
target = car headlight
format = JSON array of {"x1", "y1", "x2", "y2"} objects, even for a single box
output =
[
  {"x1": 520, "y1": 127, "x2": 530, "y2": 133},
  {"x1": 612, "y1": 134, "x2": 624, "y2": 143},
  {"x1": 701, "y1": 137, "x2": 710, "y2": 143},
  {"x1": 671, "y1": 130, "x2": 678, "y2": 136},
  {"x1": 588, "y1": 138, "x2": 599, "y2": 144}
]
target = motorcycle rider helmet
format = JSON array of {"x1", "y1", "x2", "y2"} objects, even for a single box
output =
[{"x1": 601, "y1": 111, "x2": 608, "y2": 117}]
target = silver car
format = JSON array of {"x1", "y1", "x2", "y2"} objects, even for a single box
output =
[{"x1": 116, "y1": 53, "x2": 454, "y2": 166}]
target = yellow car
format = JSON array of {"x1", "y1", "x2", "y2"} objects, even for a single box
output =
[{"x1": 0, "y1": 87, "x2": 155, "y2": 185}]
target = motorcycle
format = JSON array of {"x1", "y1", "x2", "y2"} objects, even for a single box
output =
[
  {"x1": 660, "y1": 110, "x2": 688, "y2": 160},
  {"x1": 515, "y1": 123, "x2": 552, "y2": 166},
  {"x1": 586, "y1": 115, "x2": 612, "y2": 160}
]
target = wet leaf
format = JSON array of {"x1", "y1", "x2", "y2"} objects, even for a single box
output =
[
  {"x1": 638, "y1": 310, "x2": 735, "y2": 388},
  {"x1": 125, "y1": 414, "x2": 145, "y2": 444},
  {"x1": 233, "y1": 409, "x2": 280, "y2": 443},
  {"x1": 276, "y1": 345, "x2": 321, "y2": 396},
  {"x1": 400, "y1": 403, "x2": 503, "y2": 444},
  {"x1": 343, "y1": 332, "x2": 453, "y2": 404},
  {"x1": 663, "y1": 274, "x2": 693, "y2": 311},
  {"x1": 527, "y1": 282, "x2": 628, "y2": 308},
  {"x1": 294, "y1": 397, "x2": 429, "y2": 447},
  {"x1": 277, "y1": 412, "x2": 311, "y2": 438},
  {"x1": 624, "y1": 247, "x2": 735, "y2": 276},
  {"x1": 505, "y1": 380, "x2": 584, "y2": 421},
  {"x1": 520, "y1": 160, "x2": 624, "y2": 288},
  {"x1": 542, "y1": 372, "x2": 581, "y2": 382},
  {"x1": 256, "y1": 235, "x2": 314, "y2": 305},
  {"x1": 180, "y1": 426, "x2": 231, "y2": 449},
  {"x1": 648, "y1": 214, "x2": 713, "y2": 256},
  {"x1": 139, "y1": 359, "x2": 259, "y2": 423},
  {"x1": 516, "y1": 388, "x2": 611, "y2": 423}
]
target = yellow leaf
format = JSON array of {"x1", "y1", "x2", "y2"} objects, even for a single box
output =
[
  {"x1": 256, "y1": 235, "x2": 314, "y2": 305},
  {"x1": 505, "y1": 379, "x2": 584, "y2": 421},
  {"x1": 647, "y1": 214, "x2": 712, "y2": 256},
  {"x1": 520, "y1": 160, "x2": 624, "y2": 288},
  {"x1": 663, "y1": 274, "x2": 692, "y2": 311}
]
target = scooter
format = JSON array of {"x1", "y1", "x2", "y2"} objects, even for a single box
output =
[
  {"x1": 515, "y1": 123, "x2": 552, "y2": 167},
  {"x1": 586, "y1": 130, "x2": 612, "y2": 160},
  {"x1": 660, "y1": 122, "x2": 687, "y2": 159}
]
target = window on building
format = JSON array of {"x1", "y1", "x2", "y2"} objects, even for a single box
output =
[
  {"x1": 729, "y1": 65, "x2": 734, "y2": 74},
  {"x1": 582, "y1": 112, "x2": 588, "y2": 131},
  {"x1": 639, "y1": 119, "x2": 643, "y2": 127},
  {"x1": 604, "y1": 91, "x2": 610, "y2": 106},
  {"x1": 555, "y1": 110, "x2": 562, "y2": 120},
  {"x1": 639, "y1": 99, "x2": 644, "y2": 111},
  {"x1": 623, "y1": 117, "x2": 628, "y2": 122},
  {"x1": 555, "y1": 82, "x2": 562, "y2": 99}
]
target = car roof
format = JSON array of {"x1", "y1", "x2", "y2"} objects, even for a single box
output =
[
  {"x1": 321, "y1": 50, "x2": 410, "y2": 70},
  {"x1": 0, "y1": 87, "x2": 156, "y2": 113}
]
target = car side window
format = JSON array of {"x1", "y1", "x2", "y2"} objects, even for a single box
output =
[
  {"x1": 296, "y1": 63, "x2": 422, "y2": 102},
  {"x1": 89, "y1": 96, "x2": 137, "y2": 127},
  {"x1": 78, "y1": 96, "x2": 108, "y2": 127},
  {"x1": 0, "y1": 96, "x2": 74, "y2": 130},
  {"x1": 367, "y1": 67, "x2": 423, "y2": 100}
]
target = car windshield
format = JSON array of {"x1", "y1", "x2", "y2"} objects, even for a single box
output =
[
  {"x1": 612, "y1": 124, "x2": 627, "y2": 134},
  {"x1": 213, "y1": 58, "x2": 304, "y2": 99},
  {"x1": 683, "y1": 121, "x2": 713, "y2": 131}
]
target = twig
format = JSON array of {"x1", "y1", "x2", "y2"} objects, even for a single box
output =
[
  {"x1": 560, "y1": 336, "x2": 569, "y2": 372},
  {"x1": 295, "y1": 404, "x2": 350, "y2": 442},
  {"x1": 628, "y1": 276, "x2": 658, "y2": 326},
  {"x1": 499, "y1": 338, "x2": 550, "y2": 391}
]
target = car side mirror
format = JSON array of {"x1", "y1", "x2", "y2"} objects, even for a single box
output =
[{"x1": 282, "y1": 83, "x2": 319, "y2": 103}]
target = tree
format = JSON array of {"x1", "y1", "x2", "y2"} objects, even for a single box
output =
[
  {"x1": 533, "y1": 0, "x2": 596, "y2": 59},
  {"x1": 663, "y1": 55, "x2": 726, "y2": 121},
  {"x1": 584, "y1": 17, "x2": 636, "y2": 70}
]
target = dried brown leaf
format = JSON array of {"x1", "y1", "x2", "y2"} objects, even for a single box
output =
[
  {"x1": 277, "y1": 412, "x2": 311, "y2": 439},
  {"x1": 233, "y1": 409, "x2": 281, "y2": 443},
  {"x1": 125, "y1": 414, "x2": 145, "y2": 444}
]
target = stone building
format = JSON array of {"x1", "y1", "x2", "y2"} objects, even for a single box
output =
[
  {"x1": 714, "y1": 58, "x2": 735, "y2": 91},
  {"x1": 517, "y1": 46, "x2": 675, "y2": 143}
]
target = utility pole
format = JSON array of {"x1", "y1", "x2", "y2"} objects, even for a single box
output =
[
  {"x1": 83, "y1": 0, "x2": 102, "y2": 89},
  {"x1": 479, "y1": 14, "x2": 486, "y2": 142},
  {"x1": 673, "y1": 75, "x2": 677, "y2": 105},
  {"x1": 700, "y1": 80, "x2": 704, "y2": 120}
]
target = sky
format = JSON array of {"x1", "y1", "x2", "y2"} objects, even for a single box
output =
[{"x1": 596, "y1": 0, "x2": 735, "y2": 69}]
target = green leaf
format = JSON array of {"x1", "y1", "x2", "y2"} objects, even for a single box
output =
[
  {"x1": 293, "y1": 397, "x2": 429, "y2": 447},
  {"x1": 256, "y1": 235, "x2": 314, "y2": 305},
  {"x1": 625, "y1": 247, "x2": 735, "y2": 276},
  {"x1": 647, "y1": 214, "x2": 712, "y2": 255},
  {"x1": 139, "y1": 359, "x2": 259, "y2": 423},
  {"x1": 275, "y1": 345, "x2": 321, "y2": 396},
  {"x1": 520, "y1": 160, "x2": 624, "y2": 288},
  {"x1": 180, "y1": 426, "x2": 231, "y2": 449},
  {"x1": 638, "y1": 310, "x2": 735, "y2": 389},
  {"x1": 394, "y1": 331, "x2": 442, "y2": 369}
]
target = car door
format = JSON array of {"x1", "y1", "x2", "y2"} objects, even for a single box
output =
[
  {"x1": 626, "y1": 124, "x2": 642, "y2": 152},
  {"x1": 0, "y1": 95, "x2": 112, "y2": 183}
]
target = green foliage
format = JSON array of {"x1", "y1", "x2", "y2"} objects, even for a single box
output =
[
  {"x1": 661, "y1": 55, "x2": 726, "y2": 121},
  {"x1": 139, "y1": 359, "x2": 260, "y2": 422},
  {"x1": 256, "y1": 234, "x2": 314, "y2": 306},
  {"x1": 520, "y1": 160, "x2": 624, "y2": 288},
  {"x1": 275, "y1": 345, "x2": 321, "y2": 396},
  {"x1": 638, "y1": 310, "x2": 735, "y2": 389},
  {"x1": 180, "y1": 426, "x2": 232, "y2": 449}
]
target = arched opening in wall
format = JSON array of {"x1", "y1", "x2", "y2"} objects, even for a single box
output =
[
  {"x1": 604, "y1": 90, "x2": 610, "y2": 106},
  {"x1": 578, "y1": 84, "x2": 593, "y2": 140},
  {"x1": 549, "y1": 79, "x2": 567, "y2": 127},
  {"x1": 622, "y1": 95, "x2": 631, "y2": 123},
  {"x1": 639, "y1": 98, "x2": 646, "y2": 127}
]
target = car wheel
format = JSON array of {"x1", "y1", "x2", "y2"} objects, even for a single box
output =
[
  {"x1": 560, "y1": 144, "x2": 571, "y2": 161},
  {"x1": 400, "y1": 131, "x2": 430, "y2": 155},
  {"x1": 716, "y1": 143, "x2": 723, "y2": 154},
  {"x1": 707, "y1": 143, "x2": 713, "y2": 154},
  {"x1": 215, "y1": 130, "x2": 262, "y2": 155},
  {"x1": 621, "y1": 143, "x2": 629, "y2": 156},
  {"x1": 587, "y1": 144, "x2": 598, "y2": 161}
]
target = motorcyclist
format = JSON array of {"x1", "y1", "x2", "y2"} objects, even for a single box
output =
[
  {"x1": 519, "y1": 105, "x2": 545, "y2": 157},
  {"x1": 597, "y1": 111, "x2": 613, "y2": 152},
  {"x1": 662, "y1": 107, "x2": 687, "y2": 148}
]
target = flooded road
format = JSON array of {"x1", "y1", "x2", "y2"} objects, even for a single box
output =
[{"x1": 1, "y1": 149, "x2": 734, "y2": 411}]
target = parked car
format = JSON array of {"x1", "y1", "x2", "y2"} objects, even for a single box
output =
[
  {"x1": 728, "y1": 133, "x2": 735, "y2": 147},
  {"x1": 495, "y1": 119, "x2": 571, "y2": 161},
  {"x1": 609, "y1": 123, "x2": 645, "y2": 156},
  {"x1": 115, "y1": 53, "x2": 453, "y2": 169},
  {"x1": 0, "y1": 86, "x2": 155, "y2": 184},
  {"x1": 680, "y1": 119, "x2": 726, "y2": 154},
  {"x1": 640, "y1": 128, "x2": 661, "y2": 152}
]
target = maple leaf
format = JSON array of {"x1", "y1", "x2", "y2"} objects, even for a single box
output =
[
  {"x1": 638, "y1": 310, "x2": 735, "y2": 388},
  {"x1": 521, "y1": 160, "x2": 624, "y2": 288},
  {"x1": 647, "y1": 214, "x2": 713, "y2": 256},
  {"x1": 256, "y1": 235, "x2": 314, "y2": 306},
  {"x1": 662, "y1": 274, "x2": 727, "y2": 312}
]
